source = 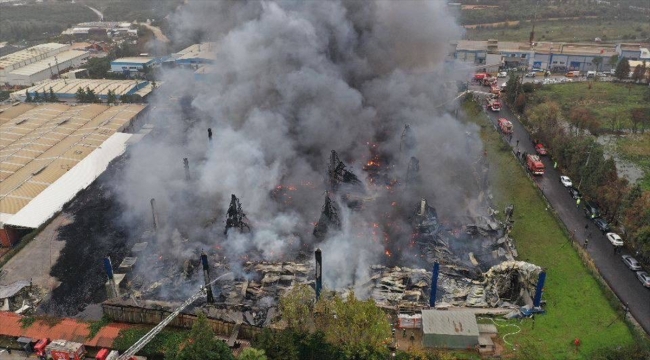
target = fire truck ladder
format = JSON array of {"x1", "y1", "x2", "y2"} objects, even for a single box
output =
[{"x1": 117, "y1": 272, "x2": 231, "y2": 360}]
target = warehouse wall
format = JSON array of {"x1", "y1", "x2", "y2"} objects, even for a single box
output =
[{"x1": 422, "y1": 333, "x2": 478, "y2": 349}]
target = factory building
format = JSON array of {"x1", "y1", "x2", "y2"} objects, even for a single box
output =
[
  {"x1": 5, "y1": 50, "x2": 89, "y2": 86},
  {"x1": 0, "y1": 103, "x2": 147, "y2": 247},
  {"x1": 172, "y1": 42, "x2": 217, "y2": 67},
  {"x1": 11, "y1": 79, "x2": 153, "y2": 103},
  {"x1": 453, "y1": 40, "x2": 645, "y2": 73},
  {"x1": 421, "y1": 310, "x2": 480, "y2": 349},
  {"x1": 0, "y1": 43, "x2": 71, "y2": 85},
  {"x1": 110, "y1": 57, "x2": 156, "y2": 75}
]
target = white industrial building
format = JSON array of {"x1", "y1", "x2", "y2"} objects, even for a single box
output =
[
  {"x1": 5, "y1": 50, "x2": 89, "y2": 86},
  {"x1": 110, "y1": 57, "x2": 155, "y2": 74},
  {"x1": 0, "y1": 43, "x2": 68, "y2": 84},
  {"x1": 0, "y1": 43, "x2": 89, "y2": 86}
]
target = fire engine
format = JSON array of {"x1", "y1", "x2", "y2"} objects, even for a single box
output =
[
  {"x1": 498, "y1": 118, "x2": 513, "y2": 134},
  {"x1": 487, "y1": 97, "x2": 501, "y2": 112},
  {"x1": 45, "y1": 339, "x2": 86, "y2": 360},
  {"x1": 535, "y1": 143, "x2": 548, "y2": 156},
  {"x1": 527, "y1": 154, "x2": 545, "y2": 175}
]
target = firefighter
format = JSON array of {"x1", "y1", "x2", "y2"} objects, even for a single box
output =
[{"x1": 576, "y1": 198, "x2": 581, "y2": 208}]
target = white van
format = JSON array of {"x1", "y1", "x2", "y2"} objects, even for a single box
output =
[{"x1": 586, "y1": 71, "x2": 596, "y2": 78}]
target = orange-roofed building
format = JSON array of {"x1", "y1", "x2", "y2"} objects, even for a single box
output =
[{"x1": 0, "y1": 312, "x2": 129, "y2": 348}]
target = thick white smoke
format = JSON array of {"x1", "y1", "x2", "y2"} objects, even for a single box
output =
[{"x1": 115, "y1": 0, "x2": 481, "y2": 293}]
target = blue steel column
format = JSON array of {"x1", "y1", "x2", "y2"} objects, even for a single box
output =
[
  {"x1": 429, "y1": 262, "x2": 440, "y2": 307},
  {"x1": 533, "y1": 271, "x2": 546, "y2": 307}
]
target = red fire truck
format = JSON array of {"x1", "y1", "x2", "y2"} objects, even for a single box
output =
[
  {"x1": 498, "y1": 118, "x2": 513, "y2": 134},
  {"x1": 45, "y1": 339, "x2": 86, "y2": 360},
  {"x1": 487, "y1": 97, "x2": 501, "y2": 112},
  {"x1": 526, "y1": 154, "x2": 545, "y2": 175}
]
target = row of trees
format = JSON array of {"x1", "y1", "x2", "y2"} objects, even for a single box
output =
[
  {"x1": 505, "y1": 83, "x2": 650, "y2": 262},
  {"x1": 25, "y1": 88, "x2": 58, "y2": 103},
  {"x1": 73, "y1": 87, "x2": 144, "y2": 104}
]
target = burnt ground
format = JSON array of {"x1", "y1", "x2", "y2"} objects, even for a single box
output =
[{"x1": 38, "y1": 157, "x2": 132, "y2": 316}]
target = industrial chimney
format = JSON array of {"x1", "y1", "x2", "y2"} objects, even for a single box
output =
[
  {"x1": 315, "y1": 248, "x2": 322, "y2": 300},
  {"x1": 183, "y1": 158, "x2": 190, "y2": 180},
  {"x1": 429, "y1": 262, "x2": 440, "y2": 308},
  {"x1": 208, "y1": 128, "x2": 213, "y2": 141},
  {"x1": 150, "y1": 198, "x2": 158, "y2": 231},
  {"x1": 533, "y1": 271, "x2": 546, "y2": 308},
  {"x1": 201, "y1": 252, "x2": 215, "y2": 303}
]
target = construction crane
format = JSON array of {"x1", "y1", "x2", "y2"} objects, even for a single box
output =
[{"x1": 117, "y1": 272, "x2": 231, "y2": 360}]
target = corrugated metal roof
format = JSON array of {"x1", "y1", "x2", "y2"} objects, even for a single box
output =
[
  {"x1": 174, "y1": 42, "x2": 217, "y2": 61},
  {"x1": 111, "y1": 57, "x2": 154, "y2": 64},
  {"x1": 421, "y1": 310, "x2": 479, "y2": 336},
  {"x1": 5, "y1": 132, "x2": 133, "y2": 228},
  {"x1": 0, "y1": 312, "x2": 129, "y2": 347},
  {"x1": 8, "y1": 50, "x2": 89, "y2": 77},
  {"x1": 16, "y1": 79, "x2": 150, "y2": 97},
  {"x1": 0, "y1": 103, "x2": 144, "y2": 224},
  {"x1": 0, "y1": 43, "x2": 68, "y2": 69},
  {"x1": 0, "y1": 280, "x2": 30, "y2": 299}
]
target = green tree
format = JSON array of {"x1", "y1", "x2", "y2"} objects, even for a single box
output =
[
  {"x1": 33, "y1": 91, "x2": 42, "y2": 102},
  {"x1": 609, "y1": 54, "x2": 619, "y2": 68},
  {"x1": 505, "y1": 73, "x2": 521, "y2": 104},
  {"x1": 238, "y1": 348, "x2": 267, "y2": 360},
  {"x1": 631, "y1": 65, "x2": 644, "y2": 82},
  {"x1": 569, "y1": 107, "x2": 598, "y2": 135},
  {"x1": 41, "y1": 90, "x2": 47, "y2": 102},
  {"x1": 174, "y1": 313, "x2": 234, "y2": 360},
  {"x1": 25, "y1": 90, "x2": 32, "y2": 102},
  {"x1": 313, "y1": 292, "x2": 391, "y2": 358},
  {"x1": 85, "y1": 87, "x2": 100, "y2": 103},
  {"x1": 75, "y1": 87, "x2": 86, "y2": 102},
  {"x1": 48, "y1": 87, "x2": 57, "y2": 102},
  {"x1": 615, "y1": 58, "x2": 630, "y2": 80},
  {"x1": 592, "y1": 57, "x2": 603, "y2": 72},
  {"x1": 514, "y1": 93, "x2": 526, "y2": 114},
  {"x1": 279, "y1": 284, "x2": 315, "y2": 333},
  {"x1": 254, "y1": 329, "x2": 299, "y2": 360},
  {"x1": 107, "y1": 90, "x2": 117, "y2": 104}
]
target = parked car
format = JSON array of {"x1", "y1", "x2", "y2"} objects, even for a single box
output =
[
  {"x1": 606, "y1": 232, "x2": 623, "y2": 246},
  {"x1": 594, "y1": 218, "x2": 611, "y2": 233},
  {"x1": 583, "y1": 201, "x2": 601, "y2": 219},
  {"x1": 621, "y1": 255, "x2": 642, "y2": 271},
  {"x1": 560, "y1": 176, "x2": 572, "y2": 187},
  {"x1": 497, "y1": 71, "x2": 507, "y2": 78},
  {"x1": 535, "y1": 143, "x2": 547, "y2": 155},
  {"x1": 636, "y1": 271, "x2": 650, "y2": 288},
  {"x1": 568, "y1": 187, "x2": 582, "y2": 199},
  {"x1": 525, "y1": 72, "x2": 536, "y2": 78}
]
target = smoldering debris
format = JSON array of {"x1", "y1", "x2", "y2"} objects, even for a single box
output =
[{"x1": 0, "y1": 281, "x2": 42, "y2": 314}]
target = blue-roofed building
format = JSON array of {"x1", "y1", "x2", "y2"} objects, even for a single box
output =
[
  {"x1": 172, "y1": 43, "x2": 217, "y2": 68},
  {"x1": 110, "y1": 57, "x2": 155, "y2": 75}
]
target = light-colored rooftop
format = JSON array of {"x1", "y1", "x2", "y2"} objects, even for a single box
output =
[
  {"x1": 0, "y1": 43, "x2": 68, "y2": 70},
  {"x1": 456, "y1": 40, "x2": 618, "y2": 57},
  {"x1": 8, "y1": 50, "x2": 89, "y2": 77},
  {"x1": 422, "y1": 310, "x2": 479, "y2": 336},
  {"x1": 15, "y1": 79, "x2": 151, "y2": 97},
  {"x1": 175, "y1": 42, "x2": 217, "y2": 61},
  {"x1": 111, "y1": 57, "x2": 154, "y2": 64},
  {"x1": 0, "y1": 103, "x2": 145, "y2": 219}
]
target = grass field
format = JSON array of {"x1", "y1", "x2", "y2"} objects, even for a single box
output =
[
  {"x1": 531, "y1": 82, "x2": 649, "y2": 131},
  {"x1": 617, "y1": 133, "x2": 650, "y2": 190},
  {"x1": 465, "y1": 18, "x2": 650, "y2": 43},
  {"x1": 462, "y1": 100, "x2": 636, "y2": 359}
]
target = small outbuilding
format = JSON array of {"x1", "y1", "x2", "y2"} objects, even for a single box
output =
[{"x1": 421, "y1": 310, "x2": 479, "y2": 349}]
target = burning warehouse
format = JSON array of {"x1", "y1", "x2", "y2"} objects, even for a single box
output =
[{"x1": 7, "y1": 1, "x2": 545, "y2": 342}]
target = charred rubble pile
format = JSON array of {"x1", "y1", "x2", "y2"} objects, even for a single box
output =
[
  {"x1": 0, "y1": 280, "x2": 42, "y2": 314},
  {"x1": 104, "y1": 142, "x2": 542, "y2": 326}
]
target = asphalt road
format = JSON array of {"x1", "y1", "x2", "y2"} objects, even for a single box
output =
[{"x1": 472, "y1": 84, "x2": 650, "y2": 335}]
